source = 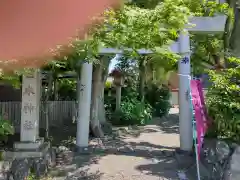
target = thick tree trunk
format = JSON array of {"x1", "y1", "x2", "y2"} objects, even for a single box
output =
[
  {"x1": 90, "y1": 63, "x2": 104, "y2": 138},
  {"x1": 98, "y1": 57, "x2": 111, "y2": 124},
  {"x1": 98, "y1": 87, "x2": 106, "y2": 124},
  {"x1": 90, "y1": 56, "x2": 112, "y2": 137}
]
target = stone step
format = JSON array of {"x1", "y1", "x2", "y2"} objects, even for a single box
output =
[{"x1": 2, "y1": 142, "x2": 50, "y2": 160}]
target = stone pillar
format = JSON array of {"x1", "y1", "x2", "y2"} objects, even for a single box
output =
[
  {"x1": 178, "y1": 31, "x2": 193, "y2": 151},
  {"x1": 76, "y1": 62, "x2": 93, "y2": 147},
  {"x1": 20, "y1": 70, "x2": 41, "y2": 142},
  {"x1": 115, "y1": 86, "x2": 121, "y2": 110}
]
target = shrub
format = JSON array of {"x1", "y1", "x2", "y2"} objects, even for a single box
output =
[
  {"x1": 206, "y1": 57, "x2": 240, "y2": 142},
  {"x1": 145, "y1": 84, "x2": 171, "y2": 117},
  {"x1": 109, "y1": 98, "x2": 153, "y2": 126},
  {"x1": 104, "y1": 94, "x2": 116, "y2": 112},
  {"x1": 0, "y1": 114, "x2": 14, "y2": 143}
]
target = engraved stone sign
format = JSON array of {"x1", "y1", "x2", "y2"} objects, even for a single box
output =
[
  {"x1": 22, "y1": 102, "x2": 35, "y2": 114},
  {"x1": 23, "y1": 85, "x2": 35, "y2": 96},
  {"x1": 20, "y1": 70, "x2": 41, "y2": 142},
  {"x1": 23, "y1": 120, "x2": 34, "y2": 130}
]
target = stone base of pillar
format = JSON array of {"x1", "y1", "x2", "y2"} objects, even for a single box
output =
[
  {"x1": 3, "y1": 141, "x2": 50, "y2": 160},
  {"x1": 175, "y1": 148, "x2": 194, "y2": 166},
  {"x1": 13, "y1": 138, "x2": 44, "y2": 150},
  {"x1": 2, "y1": 141, "x2": 54, "y2": 179},
  {"x1": 74, "y1": 145, "x2": 91, "y2": 154}
]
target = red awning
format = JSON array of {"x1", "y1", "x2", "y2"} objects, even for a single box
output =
[{"x1": 0, "y1": 0, "x2": 120, "y2": 71}]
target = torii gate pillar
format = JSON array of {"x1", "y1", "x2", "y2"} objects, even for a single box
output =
[
  {"x1": 178, "y1": 15, "x2": 227, "y2": 151},
  {"x1": 178, "y1": 31, "x2": 192, "y2": 151}
]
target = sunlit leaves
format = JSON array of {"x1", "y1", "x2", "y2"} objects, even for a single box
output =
[
  {"x1": 206, "y1": 57, "x2": 240, "y2": 141},
  {"x1": 0, "y1": 116, "x2": 14, "y2": 136},
  {"x1": 102, "y1": 1, "x2": 189, "y2": 58}
]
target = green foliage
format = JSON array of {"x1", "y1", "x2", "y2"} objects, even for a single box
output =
[
  {"x1": 129, "y1": 0, "x2": 162, "y2": 9},
  {"x1": 105, "y1": 87, "x2": 140, "y2": 115},
  {"x1": 47, "y1": 0, "x2": 190, "y2": 65},
  {"x1": 105, "y1": 80, "x2": 113, "y2": 89},
  {"x1": 206, "y1": 57, "x2": 240, "y2": 142},
  {"x1": 105, "y1": 83, "x2": 171, "y2": 125},
  {"x1": 105, "y1": 85, "x2": 153, "y2": 126},
  {"x1": 101, "y1": 1, "x2": 189, "y2": 58},
  {"x1": 109, "y1": 98, "x2": 153, "y2": 126},
  {"x1": 0, "y1": 115, "x2": 14, "y2": 143},
  {"x1": 0, "y1": 73, "x2": 21, "y2": 88},
  {"x1": 0, "y1": 68, "x2": 36, "y2": 88},
  {"x1": 116, "y1": 56, "x2": 139, "y2": 87},
  {"x1": 57, "y1": 79, "x2": 77, "y2": 100},
  {"x1": 188, "y1": 1, "x2": 233, "y2": 74},
  {"x1": 145, "y1": 84, "x2": 171, "y2": 117},
  {"x1": 104, "y1": 93, "x2": 116, "y2": 113},
  {"x1": 185, "y1": 0, "x2": 230, "y2": 16},
  {"x1": 0, "y1": 119, "x2": 14, "y2": 136}
]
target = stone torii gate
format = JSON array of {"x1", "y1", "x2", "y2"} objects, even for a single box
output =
[{"x1": 77, "y1": 14, "x2": 227, "y2": 152}]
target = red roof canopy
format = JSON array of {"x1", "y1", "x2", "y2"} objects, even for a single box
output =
[{"x1": 0, "y1": 0, "x2": 121, "y2": 71}]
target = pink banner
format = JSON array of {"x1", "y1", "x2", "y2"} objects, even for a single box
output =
[{"x1": 191, "y1": 80, "x2": 208, "y2": 158}]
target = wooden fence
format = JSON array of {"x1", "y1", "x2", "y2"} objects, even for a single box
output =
[{"x1": 0, "y1": 101, "x2": 76, "y2": 132}]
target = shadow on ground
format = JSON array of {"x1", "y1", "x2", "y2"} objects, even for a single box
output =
[
  {"x1": 49, "y1": 144, "x2": 178, "y2": 179},
  {"x1": 47, "y1": 122, "x2": 179, "y2": 179},
  {"x1": 151, "y1": 114, "x2": 179, "y2": 134},
  {"x1": 135, "y1": 157, "x2": 178, "y2": 179}
]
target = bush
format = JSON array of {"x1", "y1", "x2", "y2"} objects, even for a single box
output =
[
  {"x1": 104, "y1": 88, "x2": 139, "y2": 113},
  {"x1": 0, "y1": 114, "x2": 14, "y2": 143},
  {"x1": 109, "y1": 98, "x2": 153, "y2": 126},
  {"x1": 145, "y1": 84, "x2": 171, "y2": 117},
  {"x1": 104, "y1": 94, "x2": 116, "y2": 112},
  {"x1": 206, "y1": 58, "x2": 240, "y2": 142}
]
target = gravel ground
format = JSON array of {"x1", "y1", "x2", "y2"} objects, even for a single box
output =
[{"x1": 51, "y1": 108, "x2": 181, "y2": 180}]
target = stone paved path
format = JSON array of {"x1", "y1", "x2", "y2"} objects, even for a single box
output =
[{"x1": 51, "y1": 108, "x2": 181, "y2": 180}]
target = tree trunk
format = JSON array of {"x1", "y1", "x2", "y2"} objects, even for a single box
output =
[
  {"x1": 223, "y1": 0, "x2": 238, "y2": 68},
  {"x1": 90, "y1": 63, "x2": 104, "y2": 138},
  {"x1": 44, "y1": 74, "x2": 53, "y2": 138},
  {"x1": 74, "y1": 73, "x2": 80, "y2": 124},
  {"x1": 98, "y1": 87, "x2": 106, "y2": 124},
  {"x1": 53, "y1": 77, "x2": 58, "y2": 100},
  {"x1": 98, "y1": 57, "x2": 111, "y2": 124},
  {"x1": 211, "y1": 54, "x2": 223, "y2": 69},
  {"x1": 229, "y1": 0, "x2": 240, "y2": 57},
  {"x1": 139, "y1": 56, "x2": 146, "y2": 102},
  {"x1": 146, "y1": 61, "x2": 154, "y2": 84}
]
